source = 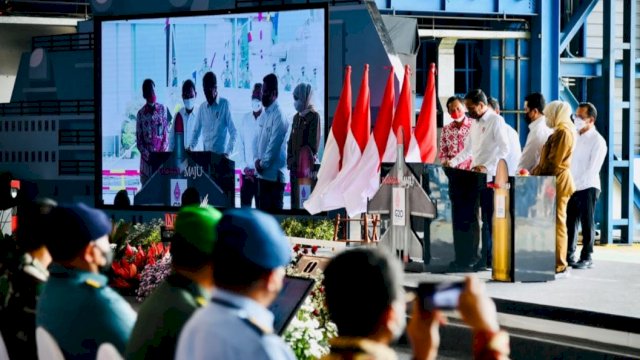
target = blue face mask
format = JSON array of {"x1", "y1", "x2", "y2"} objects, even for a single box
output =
[
  {"x1": 183, "y1": 98, "x2": 195, "y2": 111},
  {"x1": 294, "y1": 100, "x2": 305, "y2": 113}
]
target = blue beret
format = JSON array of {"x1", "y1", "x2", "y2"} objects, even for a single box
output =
[
  {"x1": 217, "y1": 209, "x2": 291, "y2": 269},
  {"x1": 52, "y1": 203, "x2": 112, "y2": 244}
]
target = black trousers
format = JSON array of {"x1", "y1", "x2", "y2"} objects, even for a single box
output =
[
  {"x1": 450, "y1": 189, "x2": 481, "y2": 266},
  {"x1": 566, "y1": 188, "x2": 600, "y2": 261},
  {"x1": 478, "y1": 187, "x2": 494, "y2": 266},
  {"x1": 240, "y1": 175, "x2": 257, "y2": 207},
  {"x1": 257, "y1": 179, "x2": 285, "y2": 212}
]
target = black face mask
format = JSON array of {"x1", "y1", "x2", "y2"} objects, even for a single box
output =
[{"x1": 262, "y1": 92, "x2": 275, "y2": 108}]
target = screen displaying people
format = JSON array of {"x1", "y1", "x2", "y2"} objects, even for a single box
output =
[{"x1": 100, "y1": 8, "x2": 326, "y2": 209}]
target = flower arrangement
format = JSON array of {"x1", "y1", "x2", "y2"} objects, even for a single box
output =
[
  {"x1": 109, "y1": 219, "x2": 169, "y2": 296},
  {"x1": 136, "y1": 254, "x2": 172, "y2": 302},
  {"x1": 111, "y1": 242, "x2": 170, "y2": 294},
  {"x1": 283, "y1": 243, "x2": 337, "y2": 360}
]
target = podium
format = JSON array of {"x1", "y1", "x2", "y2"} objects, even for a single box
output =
[
  {"x1": 492, "y1": 160, "x2": 556, "y2": 282},
  {"x1": 133, "y1": 151, "x2": 234, "y2": 207}
]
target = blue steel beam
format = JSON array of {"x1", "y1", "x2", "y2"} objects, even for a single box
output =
[
  {"x1": 559, "y1": 0, "x2": 599, "y2": 54},
  {"x1": 530, "y1": 0, "x2": 559, "y2": 100},
  {"x1": 373, "y1": 0, "x2": 536, "y2": 16},
  {"x1": 621, "y1": 0, "x2": 636, "y2": 243},
  {"x1": 559, "y1": 58, "x2": 602, "y2": 78}
]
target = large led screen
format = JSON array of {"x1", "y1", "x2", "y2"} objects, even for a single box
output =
[{"x1": 98, "y1": 7, "x2": 326, "y2": 210}]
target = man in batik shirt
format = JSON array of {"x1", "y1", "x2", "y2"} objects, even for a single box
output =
[
  {"x1": 439, "y1": 96, "x2": 472, "y2": 169},
  {"x1": 136, "y1": 79, "x2": 171, "y2": 186}
]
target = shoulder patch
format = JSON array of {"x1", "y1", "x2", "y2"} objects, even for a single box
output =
[
  {"x1": 84, "y1": 279, "x2": 102, "y2": 289},
  {"x1": 196, "y1": 296, "x2": 207, "y2": 307}
]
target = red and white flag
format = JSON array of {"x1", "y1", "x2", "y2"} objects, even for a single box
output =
[
  {"x1": 343, "y1": 67, "x2": 395, "y2": 217},
  {"x1": 383, "y1": 64, "x2": 417, "y2": 163},
  {"x1": 304, "y1": 66, "x2": 352, "y2": 214},
  {"x1": 413, "y1": 63, "x2": 438, "y2": 163},
  {"x1": 320, "y1": 64, "x2": 370, "y2": 211}
]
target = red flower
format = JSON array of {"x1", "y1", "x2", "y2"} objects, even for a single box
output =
[
  {"x1": 112, "y1": 278, "x2": 132, "y2": 289},
  {"x1": 313, "y1": 309, "x2": 320, "y2": 317},
  {"x1": 134, "y1": 246, "x2": 146, "y2": 268},
  {"x1": 311, "y1": 246, "x2": 318, "y2": 254},
  {"x1": 293, "y1": 244, "x2": 301, "y2": 252},
  {"x1": 125, "y1": 244, "x2": 135, "y2": 257}
]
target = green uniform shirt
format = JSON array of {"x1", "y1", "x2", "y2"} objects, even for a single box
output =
[
  {"x1": 125, "y1": 273, "x2": 209, "y2": 360},
  {"x1": 36, "y1": 264, "x2": 136, "y2": 360}
]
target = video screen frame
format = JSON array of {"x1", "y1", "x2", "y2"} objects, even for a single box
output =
[{"x1": 94, "y1": 3, "x2": 329, "y2": 213}]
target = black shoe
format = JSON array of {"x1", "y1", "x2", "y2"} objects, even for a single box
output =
[
  {"x1": 567, "y1": 257, "x2": 577, "y2": 267},
  {"x1": 472, "y1": 262, "x2": 490, "y2": 272},
  {"x1": 555, "y1": 268, "x2": 571, "y2": 279},
  {"x1": 448, "y1": 261, "x2": 472, "y2": 272},
  {"x1": 572, "y1": 259, "x2": 593, "y2": 269}
]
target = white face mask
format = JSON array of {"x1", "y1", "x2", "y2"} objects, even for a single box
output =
[
  {"x1": 252, "y1": 99, "x2": 262, "y2": 112},
  {"x1": 389, "y1": 301, "x2": 407, "y2": 341},
  {"x1": 183, "y1": 98, "x2": 195, "y2": 111},
  {"x1": 574, "y1": 117, "x2": 586, "y2": 131}
]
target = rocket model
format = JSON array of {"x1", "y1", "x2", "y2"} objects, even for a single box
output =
[
  {"x1": 173, "y1": 113, "x2": 185, "y2": 169},
  {"x1": 367, "y1": 129, "x2": 436, "y2": 268}
]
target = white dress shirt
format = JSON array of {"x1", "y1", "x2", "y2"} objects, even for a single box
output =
[
  {"x1": 449, "y1": 109, "x2": 509, "y2": 179},
  {"x1": 236, "y1": 111, "x2": 262, "y2": 170},
  {"x1": 504, "y1": 124, "x2": 522, "y2": 176},
  {"x1": 191, "y1": 97, "x2": 237, "y2": 154},
  {"x1": 570, "y1": 127, "x2": 607, "y2": 191},
  {"x1": 518, "y1": 116, "x2": 553, "y2": 172},
  {"x1": 168, "y1": 107, "x2": 201, "y2": 151},
  {"x1": 254, "y1": 101, "x2": 289, "y2": 183}
]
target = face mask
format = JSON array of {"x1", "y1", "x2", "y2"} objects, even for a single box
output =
[
  {"x1": 390, "y1": 301, "x2": 407, "y2": 342},
  {"x1": 294, "y1": 100, "x2": 305, "y2": 113},
  {"x1": 574, "y1": 117, "x2": 586, "y2": 131},
  {"x1": 94, "y1": 241, "x2": 113, "y2": 273},
  {"x1": 252, "y1": 99, "x2": 262, "y2": 112},
  {"x1": 183, "y1": 98, "x2": 194, "y2": 111},
  {"x1": 450, "y1": 110, "x2": 464, "y2": 122}
]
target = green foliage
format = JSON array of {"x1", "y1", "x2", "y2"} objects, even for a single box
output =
[
  {"x1": 111, "y1": 218, "x2": 163, "y2": 260},
  {"x1": 281, "y1": 218, "x2": 334, "y2": 240}
]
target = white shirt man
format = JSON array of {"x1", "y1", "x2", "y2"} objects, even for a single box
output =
[
  {"x1": 169, "y1": 107, "x2": 201, "y2": 151},
  {"x1": 566, "y1": 103, "x2": 607, "y2": 270},
  {"x1": 504, "y1": 124, "x2": 522, "y2": 176},
  {"x1": 449, "y1": 108, "x2": 510, "y2": 179},
  {"x1": 518, "y1": 94, "x2": 553, "y2": 172}
]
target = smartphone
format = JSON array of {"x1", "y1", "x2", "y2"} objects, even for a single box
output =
[{"x1": 417, "y1": 281, "x2": 465, "y2": 310}]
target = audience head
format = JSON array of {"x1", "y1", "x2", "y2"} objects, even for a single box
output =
[
  {"x1": 45, "y1": 203, "x2": 112, "y2": 273},
  {"x1": 203, "y1": 72, "x2": 218, "y2": 104},
  {"x1": 323, "y1": 248, "x2": 406, "y2": 343},
  {"x1": 113, "y1": 190, "x2": 130, "y2": 208},
  {"x1": 446, "y1": 96, "x2": 466, "y2": 122},
  {"x1": 463, "y1": 89, "x2": 489, "y2": 120},
  {"x1": 524, "y1": 92, "x2": 545, "y2": 123},
  {"x1": 262, "y1": 74, "x2": 279, "y2": 108},
  {"x1": 487, "y1": 97, "x2": 500, "y2": 115},
  {"x1": 171, "y1": 205, "x2": 222, "y2": 286},
  {"x1": 212, "y1": 209, "x2": 291, "y2": 305},
  {"x1": 142, "y1": 79, "x2": 156, "y2": 104},
  {"x1": 17, "y1": 198, "x2": 56, "y2": 266},
  {"x1": 181, "y1": 187, "x2": 200, "y2": 207}
]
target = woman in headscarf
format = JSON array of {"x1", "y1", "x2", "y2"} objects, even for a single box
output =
[
  {"x1": 287, "y1": 83, "x2": 321, "y2": 209},
  {"x1": 531, "y1": 100, "x2": 576, "y2": 277}
]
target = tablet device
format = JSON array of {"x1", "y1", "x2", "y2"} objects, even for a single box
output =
[{"x1": 269, "y1": 275, "x2": 315, "y2": 335}]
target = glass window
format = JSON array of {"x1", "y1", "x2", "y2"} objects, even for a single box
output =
[
  {"x1": 44, "y1": 121, "x2": 49, "y2": 131},
  {"x1": 44, "y1": 151, "x2": 49, "y2": 162},
  {"x1": 12, "y1": 152, "x2": 15, "y2": 162},
  {"x1": 24, "y1": 151, "x2": 29, "y2": 162},
  {"x1": 31, "y1": 151, "x2": 35, "y2": 162},
  {"x1": 31, "y1": 122, "x2": 35, "y2": 131},
  {"x1": 52, "y1": 120, "x2": 56, "y2": 132},
  {"x1": 38, "y1": 151, "x2": 42, "y2": 162},
  {"x1": 51, "y1": 151, "x2": 56, "y2": 162},
  {"x1": 38, "y1": 121, "x2": 42, "y2": 131},
  {"x1": 18, "y1": 152, "x2": 22, "y2": 162}
]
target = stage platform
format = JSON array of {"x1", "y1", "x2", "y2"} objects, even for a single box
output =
[{"x1": 401, "y1": 245, "x2": 640, "y2": 357}]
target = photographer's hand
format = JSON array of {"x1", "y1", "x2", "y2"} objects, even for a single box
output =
[
  {"x1": 458, "y1": 276, "x2": 499, "y2": 333},
  {"x1": 407, "y1": 299, "x2": 446, "y2": 360}
]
